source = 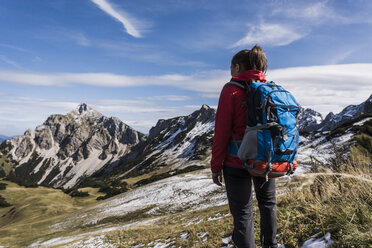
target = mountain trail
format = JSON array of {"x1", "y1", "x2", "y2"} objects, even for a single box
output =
[{"x1": 289, "y1": 172, "x2": 372, "y2": 191}]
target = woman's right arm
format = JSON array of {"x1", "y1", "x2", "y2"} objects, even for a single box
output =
[{"x1": 211, "y1": 85, "x2": 235, "y2": 173}]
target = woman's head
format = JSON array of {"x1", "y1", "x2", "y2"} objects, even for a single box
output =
[{"x1": 231, "y1": 45, "x2": 268, "y2": 76}]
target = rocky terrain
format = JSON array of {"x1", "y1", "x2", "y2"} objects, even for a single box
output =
[
  {"x1": 1, "y1": 94, "x2": 371, "y2": 191},
  {"x1": 309, "y1": 94, "x2": 372, "y2": 132},
  {"x1": 0, "y1": 94, "x2": 371, "y2": 247},
  {"x1": 0, "y1": 103, "x2": 145, "y2": 188}
]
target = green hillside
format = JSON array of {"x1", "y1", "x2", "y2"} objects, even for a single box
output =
[{"x1": 0, "y1": 180, "x2": 105, "y2": 247}]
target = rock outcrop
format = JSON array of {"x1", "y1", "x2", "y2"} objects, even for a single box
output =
[{"x1": 4, "y1": 103, "x2": 145, "y2": 188}]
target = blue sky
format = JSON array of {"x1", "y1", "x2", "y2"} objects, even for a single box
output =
[{"x1": 0, "y1": 0, "x2": 372, "y2": 136}]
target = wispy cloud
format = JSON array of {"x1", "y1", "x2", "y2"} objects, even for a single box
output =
[
  {"x1": 327, "y1": 48, "x2": 356, "y2": 64},
  {"x1": 35, "y1": 27, "x2": 91, "y2": 47},
  {"x1": 68, "y1": 32, "x2": 91, "y2": 47},
  {"x1": 0, "y1": 55, "x2": 23, "y2": 69},
  {"x1": 271, "y1": 1, "x2": 372, "y2": 25},
  {"x1": 33, "y1": 56, "x2": 43, "y2": 62},
  {"x1": 0, "y1": 70, "x2": 229, "y2": 93},
  {"x1": 0, "y1": 44, "x2": 42, "y2": 64},
  {"x1": 232, "y1": 23, "x2": 306, "y2": 47},
  {"x1": 1, "y1": 64, "x2": 371, "y2": 118},
  {"x1": 96, "y1": 40, "x2": 209, "y2": 67},
  {"x1": 142, "y1": 95, "x2": 190, "y2": 101},
  {"x1": 91, "y1": 0, "x2": 142, "y2": 38},
  {"x1": 200, "y1": 93, "x2": 220, "y2": 99},
  {"x1": 272, "y1": 1, "x2": 332, "y2": 21},
  {"x1": 0, "y1": 96, "x2": 80, "y2": 136},
  {"x1": 0, "y1": 95, "x2": 201, "y2": 135},
  {"x1": 0, "y1": 44, "x2": 33, "y2": 53}
]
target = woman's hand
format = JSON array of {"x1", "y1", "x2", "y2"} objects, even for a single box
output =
[{"x1": 212, "y1": 171, "x2": 223, "y2": 186}]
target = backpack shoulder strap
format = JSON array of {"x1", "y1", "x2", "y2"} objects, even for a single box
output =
[{"x1": 226, "y1": 80, "x2": 251, "y2": 89}]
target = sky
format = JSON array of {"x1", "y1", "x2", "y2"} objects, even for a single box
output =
[{"x1": 0, "y1": 0, "x2": 372, "y2": 136}]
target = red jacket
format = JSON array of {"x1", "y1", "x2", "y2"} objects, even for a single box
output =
[{"x1": 211, "y1": 70, "x2": 266, "y2": 173}]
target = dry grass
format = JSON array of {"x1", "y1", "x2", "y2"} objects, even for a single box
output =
[
  {"x1": 103, "y1": 149, "x2": 372, "y2": 248},
  {"x1": 0, "y1": 145, "x2": 370, "y2": 247},
  {"x1": 103, "y1": 205, "x2": 234, "y2": 248},
  {"x1": 277, "y1": 150, "x2": 372, "y2": 247}
]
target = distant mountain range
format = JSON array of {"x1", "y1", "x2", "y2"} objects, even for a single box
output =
[
  {"x1": 0, "y1": 135, "x2": 12, "y2": 143},
  {"x1": 303, "y1": 94, "x2": 372, "y2": 132},
  {"x1": 0, "y1": 94, "x2": 371, "y2": 192}
]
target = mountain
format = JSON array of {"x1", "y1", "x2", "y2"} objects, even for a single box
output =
[
  {"x1": 297, "y1": 108, "x2": 323, "y2": 132},
  {"x1": 0, "y1": 103, "x2": 145, "y2": 188},
  {"x1": 312, "y1": 94, "x2": 372, "y2": 132},
  {"x1": 1, "y1": 99, "x2": 371, "y2": 247},
  {"x1": 93, "y1": 104, "x2": 215, "y2": 190},
  {"x1": 0, "y1": 135, "x2": 11, "y2": 143},
  {"x1": 1, "y1": 95, "x2": 370, "y2": 192}
]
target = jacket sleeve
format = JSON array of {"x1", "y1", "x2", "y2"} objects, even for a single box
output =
[{"x1": 211, "y1": 85, "x2": 234, "y2": 173}]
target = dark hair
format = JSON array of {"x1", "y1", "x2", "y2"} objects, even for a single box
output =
[{"x1": 231, "y1": 45, "x2": 268, "y2": 73}]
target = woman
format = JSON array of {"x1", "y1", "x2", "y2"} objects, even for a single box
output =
[{"x1": 211, "y1": 45, "x2": 278, "y2": 248}]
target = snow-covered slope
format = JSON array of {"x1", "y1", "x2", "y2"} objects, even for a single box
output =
[
  {"x1": 51, "y1": 169, "x2": 226, "y2": 230},
  {"x1": 314, "y1": 94, "x2": 372, "y2": 131},
  {"x1": 3, "y1": 93, "x2": 371, "y2": 192},
  {"x1": 110, "y1": 104, "x2": 215, "y2": 179},
  {"x1": 8, "y1": 98, "x2": 371, "y2": 248},
  {"x1": 298, "y1": 115, "x2": 372, "y2": 164}
]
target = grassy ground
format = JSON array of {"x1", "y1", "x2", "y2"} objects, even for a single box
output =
[
  {"x1": 0, "y1": 180, "x2": 105, "y2": 247},
  {"x1": 0, "y1": 154, "x2": 13, "y2": 176},
  {"x1": 98, "y1": 150, "x2": 372, "y2": 248},
  {"x1": 0, "y1": 149, "x2": 370, "y2": 247}
]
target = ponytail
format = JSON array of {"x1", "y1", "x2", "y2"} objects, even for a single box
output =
[{"x1": 231, "y1": 45, "x2": 268, "y2": 73}]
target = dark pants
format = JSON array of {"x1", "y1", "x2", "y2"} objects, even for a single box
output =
[{"x1": 223, "y1": 166, "x2": 278, "y2": 248}]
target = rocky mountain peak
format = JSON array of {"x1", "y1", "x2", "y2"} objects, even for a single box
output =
[
  {"x1": 77, "y1": 103, "x2": 89, "y2": 114},
  {"x1": 297, "y1": 108, "x2": 323, "y2": 132},
  {"x1": 191, "y1": 104, "x2": 215, "y2": 124},
  {"x1": 148, "y1": 105, "x2": 215, "y2": 139},
  {"x1": 5, "y1": 104, "x2": 146, "y2": 188},
  {"x1": 68, "y1": 103, "x2": 103, "y2": 122},
  {"x1": 313, "y1": 93, "x2": 372, "y2": 131},
  {"x1": 200, "y1": 104, "x2": 210, "y2": 111},
  {"x1": 363, "y1": 94, "x2": 372, "y2": 113}
]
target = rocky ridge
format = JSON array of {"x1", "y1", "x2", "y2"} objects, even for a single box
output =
[
  {"x1": 107, "y1": 104, "x2": 216, "y2": 180},
  {"x1": 311, "y1": 94, "x2": 372, "y2": 131},
  {"x1": 1, "y1": 103, "x2": 145, "y2": 188},
  {"x1": 1, "y1": 95, "x2": 371, "y2": 191},
  {"x1": 297, "y1": 108, "x2": 323, "y2": 132}
]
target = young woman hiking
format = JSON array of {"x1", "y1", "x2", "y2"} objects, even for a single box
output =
[{"x1": 211, "y1": 45, "x2": 278, "y2": 248}]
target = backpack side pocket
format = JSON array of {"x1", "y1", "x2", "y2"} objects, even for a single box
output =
[{"x1": 237, "y1": 127, "x2": 261, "y2": 161}]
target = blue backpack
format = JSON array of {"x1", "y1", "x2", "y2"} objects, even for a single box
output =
[{"x1": 229, "y1": 80, "x2": 300, "y2": 180}]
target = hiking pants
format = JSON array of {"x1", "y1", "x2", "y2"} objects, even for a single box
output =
[{"x1": 223, "y1": 166, "x2": 278, "y2": 248}]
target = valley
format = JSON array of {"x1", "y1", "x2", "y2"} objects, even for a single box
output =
[{"x1": 0, "y1": 94, "x2": 371, "y2": 247}]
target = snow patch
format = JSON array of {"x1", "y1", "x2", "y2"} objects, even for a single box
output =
[
  {"x1": 197, "y1": 232, "x2": 208, "y2": 243},
  {"x1": 207, "y1": 212, "x2": 224, "y2": 221},
  {"x1": 179, "y1": 232, "x2": 189, "y2": 241},
  {"x1": 222, "y1": 235, "x2": 232, "y2": 244},
  {"x1": 301, "y1": 232, "x2": 334, "y2": 248},
  {"x1": 32, "y1": 218, "x2": 159, "y2": 247},
  {"x1": 314, "y1": 115, "x2": 322, "y2": 124},
  {"x1": 52, "y1": 169, "x2": 227, "y2": 230},
  {"x1": 353, "y1": 117, "x2": 372, "y2": 126},
  {"x1": 63, "y1": 149, "x2": 116, "y2": 188},
  {"x1": 297, "y1": 131, "x2": 354, "y2": 164}
]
